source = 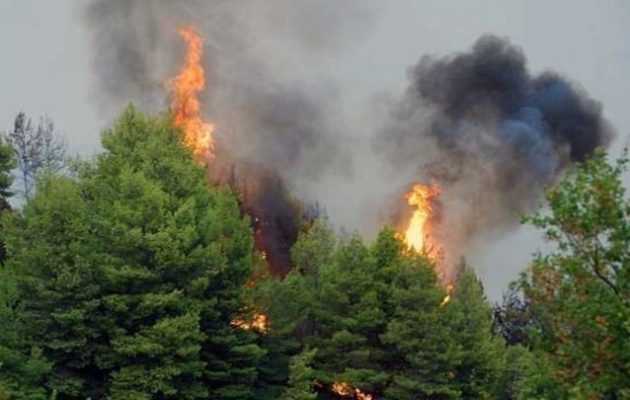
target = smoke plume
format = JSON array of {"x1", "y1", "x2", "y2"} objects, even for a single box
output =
[
  {"x1": 83, "y1": 0, "x2": 366, "y2": 176},
  {"x1": 83, "y1": 0, "x2": 371, "y2": 274},
  {"x1": 379, "y1": 35, "x2": 613, "y2": 271},
  {"x1": 83, "y1": 2, "x2": 614, "y2": 279}
]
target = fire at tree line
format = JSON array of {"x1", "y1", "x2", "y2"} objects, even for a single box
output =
[
  {"x1": 0, "y1": 107, "x2": 628, "y2": 400},
  {"x1": 0, "y1": 29, "x2": 629, "y2": 400}
]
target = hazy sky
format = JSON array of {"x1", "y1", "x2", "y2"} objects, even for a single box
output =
[{"x1": 1, "y1": 0, "x2": 629, "y2": 299}]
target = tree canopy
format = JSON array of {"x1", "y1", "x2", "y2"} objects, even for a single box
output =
[
  {"x1": 0, "y1": 107, "x2": 628, "y2": 399},
  {"x1": 518, "y1": 149, "x2": 630, "y2": 398},
  {"x1": 0, "y1": 108, "x2": 262, "y2": 399}
]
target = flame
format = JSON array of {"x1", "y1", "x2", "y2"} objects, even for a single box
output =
[
  {"x1": 331, "y1": 382, "x2": 353, "y2": 397},
  {"x1": 169, "y1": 26, "x2": 214, "y2": 161},
  {"x1": 401, "y1": 184, "x2": 454, "y2": 291},
  {"x1": 250, "y1": 313, "x2": 269, "y2": 332},
  {"x1": 403, "y1": 183, "x2": 440, "y2": 254},
  {"x1": 440, "y1": 284, "x2": 453, "y2": 307},
  {"x1": 231, "y1": 313, "x2": 269, "y2": 333},
  {"x1": 331, "y1": 382, "x2": 373, "y2": 400}
]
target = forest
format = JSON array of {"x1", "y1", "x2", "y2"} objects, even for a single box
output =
[{"x1": 0, "y1": 107, "x2": 627, "y2": 400}]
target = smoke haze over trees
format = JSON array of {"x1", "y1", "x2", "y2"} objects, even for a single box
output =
[
  {"x1": 0, "y1": 2, "x2": 627, "y2": 398},
  {"x1": 80, "y1": 2, "x2": 614, "y2": 284},
  {"x1": 0, "y1": 108, "x2": 627, "y2": 398}
]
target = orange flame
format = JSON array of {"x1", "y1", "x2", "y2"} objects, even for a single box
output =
[
  {"x1": 231, "y1": 313, "x2": 269, "y2": 333},
  {"x1": 403, "y1": 183, "x2": 440, "y2": 254},
  {"x1": 331, "y1": 382, "x2": 373, "y2": 400},
  {"x1": 169, "y1": 26, "x2": 214, "y2": 161},
  {"x1": 440, "y1": 284, "x2": 453, "y2": 307},
  {"x1": 401, "y1": 184, "x2": 453, "y2": 299}
]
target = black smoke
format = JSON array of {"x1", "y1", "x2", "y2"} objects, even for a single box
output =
[{"x1": 380, "y1": 35, "x2": 613, "y2": 269}]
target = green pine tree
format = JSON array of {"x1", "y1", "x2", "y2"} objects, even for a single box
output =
[
  {"x1": 0, "y1": 136, "x2": 51, "y2": 399},
  {"x1": 253, "y1": 219, "x2": 334, "y2": 399},
  {"x1": 1, "y1": 107, "x2": 263, "y2": 399},
  {"x1": 282, "y1": 348, "x2": 318, "y2": 400},
  {"x1": 446, "y1": 268, "x2": 506, "y2": 399},
  {"x1": 379, "y1": 236, "x2": 459, "y2": 399},
  {"x1": 309, "y1": 233, "x2": 390, "y2": 395}
]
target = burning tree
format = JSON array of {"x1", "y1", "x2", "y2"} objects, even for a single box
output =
[
  {"x1": 257, "y1": 224, "x2": 508, "y2": 399},
  {"x1": 167, "y1": 25, "x2": 309, "y2": 279}
]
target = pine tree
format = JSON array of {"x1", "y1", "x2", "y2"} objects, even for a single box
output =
[
  {"x1": 379, "y1": 237, "x2": 459, "y2": 399},
  {"x1": 290, "y1": 219, "x2": 336, "y2": 278},
  {"x1": 1, "y1": 175, "x2": 94, "y2": 397},
  {"x1": 265, "y1": 225, "x2": 511, "y2": 399},
  {"x1": 0, "y1": 265, "x2": 51, "y2": 400},
  {"x1": 282, "y1": 348, "x2": 318, "y2": 400},
  {"x1": 1, "y1": 107, "x2": 263, "y2": 399},
  {"x1": 310, "y1": 233, "x2": 390, "y2": 396},
  {"x1": 446, "y1": 268, "x2": 506, "y2": 399},
  {"x1": 253, "y1": 220, "x2": 334, "y2": 399}
]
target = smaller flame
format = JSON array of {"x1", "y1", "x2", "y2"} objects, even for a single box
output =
[
  {"x1": 231, "y1": 313, "x2": 268, "y2": 333},
  {"x1": 331, "y1": 382, "x2": 373, "y2": 400},
  {"x1": 403, "y1": 183, "x2": 440, "y2": 253},
  {"x1": 331, "y1": 382, "x2": 353, "y2": 397},
  {"x1": 169, "y1": 26, "x2": 214, "y2": 161},
  {"x1": 440, "y1": 284, "x2": 453, "y2": 307}
]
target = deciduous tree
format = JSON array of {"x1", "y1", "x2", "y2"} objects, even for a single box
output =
[{"x1": 519, "y1": 149, "x2": 630, "y2": 398}]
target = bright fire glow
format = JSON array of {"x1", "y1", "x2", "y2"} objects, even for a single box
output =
[
  {"x1": 331, "y1": 382, "x2": 373, "y2": 400},
  {"x1": 401, "y1": 183, "x2": 453, "y2": 300},
  {"x1": 231, "y1": 313, "x2": 268, "y2": 333},
  {"x1": 169, "y1": 26, "x2": 214, "y2": 161},
  {"x1": 440, "y1": 284, "x2": 453, "y2": 307},
  {"x1": 403, "y1": 183, "x2": 440, "y2": 253}
]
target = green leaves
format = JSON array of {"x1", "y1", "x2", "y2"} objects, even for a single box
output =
[
  {"x1": 519, "y1": 148, "x2": 630, "y2": 397},
  {"x1": 282, "y1": 348, "x2": 318, "y2": 400}
]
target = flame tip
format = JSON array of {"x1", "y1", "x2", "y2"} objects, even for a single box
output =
[
  {"x1": 169, "y1": 25, "x2": 214, "y2": 160},
  {"x1": 403, "y1": 182, "x2": 440, "y2": 255}
]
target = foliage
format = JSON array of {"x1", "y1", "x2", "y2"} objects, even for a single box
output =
[
  {"x1": 4, "y1": 108, "x2": 630, "y2": 399},
  {"x1": 0, "y1": 268, "x2": 51, "y2": 400},
  {"x1": 0, "y1": 137, "x2": 15, "y2": 209},
  {"x1": 0, "y1": 107, "x2": 262, "y2": 399},
  {"x1": 262, "y1": 223, "x2": 509, "y2": 399},
  {"x1": 519, "y1": 149, "x2": 630, "y2": 398},
  {"x1": 282, "y1": 348, "x2": 318, "y2": 400}
]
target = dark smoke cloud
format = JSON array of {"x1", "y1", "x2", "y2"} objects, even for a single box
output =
[{"x1": 379, "y1": 35, "x2": 613, "y2": 272}]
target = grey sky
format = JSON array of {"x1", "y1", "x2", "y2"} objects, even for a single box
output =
[{"x1": 1, "y1": 0, "x2": 629, "y2": 299}]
